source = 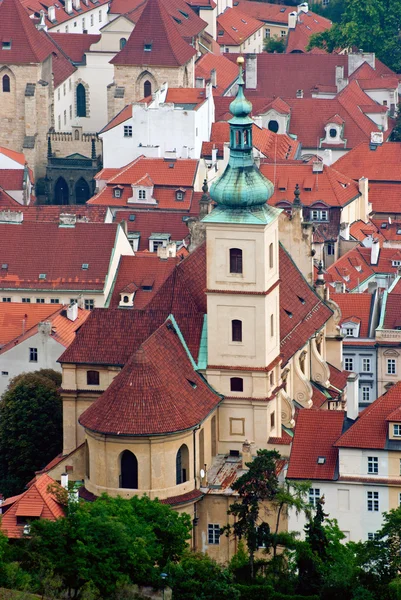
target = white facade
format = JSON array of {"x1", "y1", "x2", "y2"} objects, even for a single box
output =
[
  {"x1": 100, "y1": 82, "x2": 215, "y2": 168},
  {"x1": 51, "y1": 3, "x2": 109, "y2": 34},
  {"x1": 220, "y1": 25, "x2": 264, "y2": 54}
]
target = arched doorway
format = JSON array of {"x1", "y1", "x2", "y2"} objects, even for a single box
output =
[
  {"x1": 144, "y1": 80, "x2": 152, "y2": 98},
  {"x1": 120, "y1": 450, "x2": 138, "y2": 489},
  {"x1": 54, "y1": 177, "x2": 69, "y2": 205},
  {"x1": 75, "y1": 177, "x2": 90, "y2": 204}
]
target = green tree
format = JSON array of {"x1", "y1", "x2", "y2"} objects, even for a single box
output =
[
  {"x1": 307, "y1": 0, "x2": 401, "y2": 72},
  {"x1": 296, "y1": 498, "x2": 329, "y2": 595},
  {"x1": 222, "y1": 449, "x2": 281, "y2": 579},
  {"x1": 264, "y1": 35, "x2": 286, "y2": 53},
  {"x1": 0, "y1": 370, "x2": 63, "y2": 497}
]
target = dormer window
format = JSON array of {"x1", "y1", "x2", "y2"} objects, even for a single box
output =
[
  {"x1": 2, "y1": 40, "x2": 11, "y2": 50},
  {"x1": 113, "y1": 187, "x2": 122, "y2": 198},
  {"x1": 144, "y1": 43, "x2": 152, "y2": 51},
  {"x1": 329, "y1": 128, "x2": 337, "y2": 138},
  {"x1": 392, "y1": 260, "x2": 401, "y2": 267},
  {"x1": 394, "y1": 424, "x2": 401, "y2": 437},
  {"x1": 176, "y1": 189, "x2": 185, "y2": 201},
  {"x1": 311, "y1": 209, "x2": 328, "y2": 221}
]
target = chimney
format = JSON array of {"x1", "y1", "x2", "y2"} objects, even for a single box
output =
[
  {"x1": 65, "y1": 0, "x2": 73, "y2": 13},
  {"x1": 346, "y1": 372, "x2": 359, "y2": 420},
  {"x1": 72, "y1": 0, "x2": 80, "y2": 9},
  {"x1": 195, "y1": 77, "x2": 205, "y2": 88},
  {"x1": 334, "y1": 281, "x2": 345, "y2": 293},
  {"x1": 371, "y1": 238, "x2": 380, "y2": 265},
  {"x1": 157, "y1": 241, "x2": 177, "y2": 259},
  {"x1": 59, "y1": 213, "x2": 76, "y2": 227},
  {"x1": 297, "y1": 1, "x2": 308, "y2": 13},
  {"x1": 370, "y1": 131, "x2": 383, "y2": 147},
  {"x1": 212, "y1": 147, "x2": 217, "y2": 164},
  {"x1": 77, "y1": 295, "x2": 85, "y2": 309},
  {"x1": 288, "y1": 11, "x2": 297, "y2": 28},
  {"x1": 210, "y1": 68, "x2": 217, "y2": 88},
  {"x1": 48, "y1": 5, "x2": 56, "y2": 21},
  {"x1": 37, "y1": 9, "x2": 47, "y2": 30},
  {"x1": 61, "y1": 473, "x2": 68, "y2": 489},
  {"x1": 312, "y1": 161, "x2": 323, "y2": 173},
  {"x1": 67, "y1": 301, "x2": 78, "y2": 321},
  {"x1": 245, "y1": 54, "x2": 257, "y2": 90},
  {"x1": 242, "y1": 439, "x2": 253, "y2": 469},
  {"x1": 335, "y1": 65, "x2": 347, "y2": 93},
  {"x1": 38, "y1": 321, "x2": 52, "y2": 337}
]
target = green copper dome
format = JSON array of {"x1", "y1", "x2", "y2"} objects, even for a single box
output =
[{"x1": 210, "y1": 59, "x2": 274, "y2": 209}]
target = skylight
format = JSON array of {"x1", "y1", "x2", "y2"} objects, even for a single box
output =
[
  {"x1": 144, "y1": 43, "x2": 152, "y2": 51},
  {"x1": 317, "y1": 456, "x2": 326, "y2": 464},
  {"x1": 82, "y1": 263, "x2": 89, "y2": 269}
]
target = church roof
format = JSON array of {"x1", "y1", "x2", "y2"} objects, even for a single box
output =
[
  {"x1": 110, "y1": 0, "x2": 196, "y2": 67},
  {"x1": 0, "y1": 0, "x2": 55, "y2": 64}
]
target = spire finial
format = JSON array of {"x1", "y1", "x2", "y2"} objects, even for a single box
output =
[
  {"x1": 47, "y1": 136, "x2": 52, "y2": 158},
  {"x1": 293, "y1": 183, "x2": 301, "y2": 206},
  {"x1": 315, "y1": 261, "x2": 325, "y2": 288},
  {"x1": 202, "y1": 178, "x2": 208, "y2": 194},
  {"x1": 91, "y1": 138, "x2": 96, "y2": 160}
]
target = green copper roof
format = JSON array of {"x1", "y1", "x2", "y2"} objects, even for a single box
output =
[
  {"x1": 202, "y1": 203, "x2": 282, "y2": 225},
  {"x1": 209, "y1": 62, "x2": 274, "y2": 209}
]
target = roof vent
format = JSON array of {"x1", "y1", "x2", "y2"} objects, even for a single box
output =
[
  {"x1": 82, "y1": 263, "x2": 89, "y2": 270},
  {"x1": 317, "y1": 456, "x2": 326, "y2": 464},
  {"x1": 284, "y1": 309, "x2": 293, "y2": 318},
  {"x1": 39, "y1": 273, "x2": 46, "y2": 279},
  {"x1": 187, "y1": 379, "x2": 197, "y2": 389}
]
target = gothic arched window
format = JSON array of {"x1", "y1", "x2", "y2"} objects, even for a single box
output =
[
  {"x1": 2, "y1": 74, "x2": 10, "y2": 93},
  {"x1": 76, "y1": 83, "x2": 86, "y2": 117},
  {"x1": 144, "y1": 80, "x2": 152, "y2": 98},
  {"x1": 120, "y1": 37, "x2": 127, "y2": 50}
]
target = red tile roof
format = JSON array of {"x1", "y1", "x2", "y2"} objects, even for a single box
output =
[
  {"x1": 350, "y1": 219, "x2": 384, "y2": 244},
  {"x1": 260, "y1": 162, "x2": 360, "y2": 208},
  {"x1": 330, "y1": 292, "x2": 373, "y2": 338},
  {"x1": 369, "y1": 183, "x2": 401, "y2": 215},
  {"x1": 311, "y1": 383, "x2": 328, "y2": 409},
  {"x1": 0, "y1": 187, "x2": 21, "y2": 208},
  {"x1": 110, "y1": 0, "x2": 196, "y2": 67},
  {"x1": 0, "y1": 222, "x2": 120, "y2": 291},
  {"x1": 334, "y1": 142, "x2": 401, "y2": 183},
  {"x1": 0, "y1": 0, "x2": 55, "y2": 64},
  {"x1": 383, "y1": 293, "x2": 401, "y2": 329},
  {"x1": 49, "y1": 33, "x2": 101, "y2": 63},
  {"x1": 0, "y1": 147, "x2": 27, "y2": 166},
  {"x1": 1, "y1": 205, "x2": 107, "y2": 223},
  {"x1": 287, "y1": 409, "x2": 345, "y2": 480},
  {"x1": 1, "y1": 474, "x2": 65, "y2": 539},
  {"x1": 195, "y1": 53, "x2": 239, "y2": 96},
  {"x1": 286, "y1": 11, "x2": 332, "y2": 54},
  {"x1": 328, "y1": 362, "x2": 349, "y2": 392},
  {"x1": 79, "y1": 316, "x2": 221, "y2": 436},
  {"x1": 99, "y1": 105, "x2": 132, "y2": 135},
  {"x1": 335, "y1": 381, "x2": 401, "y2": 449},
  {"x1": 0, "y1": 170, "x2": 24, "y2": 190},
  {"x1": 234, "y1": 0, "x2": 293, "y2": 24},
  {"x1": 0, "y1": 303, "x2": 61, "y2": 346},
  {"x1": 279, "y1": 244, "x2": 332, "y2": 365},
  {"x1": 45, "y1": 33, "x2": 77, "y2": 88},
  {"x1": 160, "y1": 488, "x2": 204, "y2": 505},
  {"x1": 371, "y1": 218, "x2": 401, "y2": 240},
  {"x1": 114, "y1": 210, "x2": 191, "y2": 251},
  {"x1": 110, "y1": 254, "x2": 179, "y2": 308},
  {"x1": 216, "y1": 7, "x2": 263, "y2": 46}
]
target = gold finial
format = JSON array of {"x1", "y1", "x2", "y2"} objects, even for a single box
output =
[{"x1": 237, "y1": 56, "x2": 244, "y2": 65}]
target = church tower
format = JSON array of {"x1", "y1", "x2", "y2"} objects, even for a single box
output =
[{"x1": 203, "y1": 57, "x2": 282, "y2": 452}]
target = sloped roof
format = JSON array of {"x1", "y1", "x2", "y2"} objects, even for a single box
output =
[
  {"x1": 110, "y1": 0, "x2": 196, "y2": 67},
  {"x1": 11, "y1": 205, "x2": 108, "y2": 223},
  {"x1": 234, "y1": 0, "x2": 293, "y2": 24},
  {"x1": 113, "y1": 210, "x2": 191, "y2": 251},
  {"x1": 49, "y1": 33, "x2": 101, "y2": 63},
  {"x1": 0, "y1": 0, "x2": 55, "y2": 64},
  {"x1": 0, "y1": 147, "x2": 27, "y2": 166},
  {"x1": 279, "y1": 244, "x2": 332, "y2": 365},
  {"x1": 287, "y1": 409, "x2": 345, "y2": 480},
  {"x1": 330, "y1": 292, "x2": 373, "y2": 338},
  {"x1": 79, "y1": 317, "x2": 221, "y2": 436},
  {"x1": 369, "y1": 183, "x2": 401, "y2": 214},
  {"x1": 216, "y1": 7, "x2": 263, "y2": 46},
  {"x1": 1, "y1": 474, "x2": 65, "y2": 539},
  {"x1": 334, "y1": 142, "x2": 401, "y2": 183},
  {"x1": 382, "y1": 293, "x2": 401, "y2": 330},
  {"x1": 335, "y1": 381, "x2": 401, "y2": 449},
  {"x1": 286, "y1": 11, "x2": 332, "y2": 54},
  {"x1": 195, "y1": 52, "x2": 239, "y2": 96},
  {"x1": 0, "y1": 222, "x2": 119, "y2": 291},
  {"x1": 21, "y1": 0, "x2": 109, "y2": 28},
  {"x1": 0, "y1": 303, "x2": 61, "y2": 346}
]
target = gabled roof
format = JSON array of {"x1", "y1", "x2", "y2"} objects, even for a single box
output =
[
  {"x1": 49, "y1": 33, "x2": 100, "y2": 64},
  {"x1": 331, "y1": 292, "x2": 374, "y2": 338},
  {"x1": 382, "y1": 291, "x2": 401, "y2": 330},
  {"x1": 195, "y1": 53, "x2": 239, "y2": 96},
  {"x1": 287, "y1": 409, "x2": 345, "y2": 480},
  {"x1": 0, "y1": 0, "x2": 55, "y2": 64},
  {"x1": 1, "y1": 474, "x2": 65, "y2": 538},
  {"x1": 0, "y1": 303, "x2": 61, "y2": 346},
  {"x1": 113, "y1": 210, "x2": 191, "y2": 251},
  {"x1": 0, "y1": 222, "x2": 120, "y2": 291},
  {"x1": 335, "y1": 142, "x2": 401, "y2": 183},
  {"x1": 79, "y1": 316, "x2": 221, "y2": 436},
  {"x1": 279, "y1": 244, "x2": 332, "y2": 365},
  {"x1": 335, "y1": 381, "x2": 401, "y2": 450},
  {"x1": 110, "y1": 0, "x2": 196, "y2": 67},
  {"x1": 216, "y1": 7, "x2": 263, "y2": 46},
  {"x1": 0, "y1": 147, "x2": 27, "y2": 166},
  {"x1": 286, "y1": 10, "x2": 332, "y2": 54},
  {"x1": 234, "y1": 0, "x2": 293, "y2": 24}
]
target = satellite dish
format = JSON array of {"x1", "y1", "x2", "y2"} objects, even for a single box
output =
[{"x1": 200, "y1": 468, "x2": 205, "y2": 478}]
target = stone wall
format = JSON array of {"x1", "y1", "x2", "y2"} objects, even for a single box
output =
[{"x1": 49, "y1": 131, "x2": 102, "y2": 159}]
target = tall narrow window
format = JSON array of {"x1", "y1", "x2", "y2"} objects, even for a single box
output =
[
  {"x1": 176, "y1": 444, "x2": 189, "y2": 484},
  {"x1": 144, "y1": 80, "x2": 152, "y2": 98},
  {"x1": 230, "y1": 248, "x2": 242, "y2": 274},
  {"x1": 119, "y1": 450, "x2": 138, "y2": 489},
  {"x1": 76, "y1": 83, "x2": 86, "y2": 117},
  {"x1": 2, "y1": 74, "x2": 10, "y2": 93},
  {"x1": 269, "y1": 242, "x2": 274, "y2": 269},
  {"x1": 270, "y1": 314, "x2": 274, "y2": 337},
  {"x1": 232, "y1": 319, "x2": 242, "y2": 342},
  {"x1": 119, "y1": 37, "x2": 127, "y2": 50}
]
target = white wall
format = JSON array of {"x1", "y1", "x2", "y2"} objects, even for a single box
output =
[
  {"x1": 54, "y1": 76, "x2": 75, "y2": 132},
  {"x1": 103, "y1": 224, "x2": 134, "y2": 301},
  {"x1": 364, "y1": 89, "x2": 398, "y2": 110},
  {"x1": 75, "y1": 54, "x2": 115, "y2": 132},
  {"x1": 221, "y1": 26, "x2": 264, "y2": 54},
  {"x1": 51, "y1": 4, "x2": 109, "y2": 34}
]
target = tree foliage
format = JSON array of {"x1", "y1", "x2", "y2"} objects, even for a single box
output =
[
  {"x1": 264, "y1": 35, "x2": 286, "y2": 53},
  {"x1": 0, "y1": 370, "x2": 63, "y2": 497}
]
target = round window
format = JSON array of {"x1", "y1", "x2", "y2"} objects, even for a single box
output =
[
  {"x1": 329, "y1": 128, "x2": 337, "y2": 138},
  {"x1": 268, "y1": 119, "x2": 279, "y2": 133}
]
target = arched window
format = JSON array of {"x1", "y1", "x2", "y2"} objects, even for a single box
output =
[
  {"x1": 119, "y1": 37, "x2": 127, "y2": 50},
  {"x1": 176, "y1": 444, "x2": 189, "y2": 484},
  {"x1": 232, "y1": 319, "x2": 242, "y2": 342},
  {"x1": 76, "y1": 83, "x2": 86, "y2": 117},
  {"x1": 143, "y1": 80, "x2": 152, "y2": 98},
  {"x1": 123, "y1": 295, "x2": 129, "y2": 303},
  {"x1": 120, "y1": 450, "x2": 138, "y2": 489},
  {"x1": 2, "y1": 74, "x2": 10, "y2": 93},
  {"x1": 230, "y1": 377, "x2": 243, "y2": 392},
  {"x1": 268, "y1": 119, "x2": 279, "y2": 133},
  {"x1": 74, "y1": 129, "x2": 80, "y2": 140},
  {"x1": 230, "y1": 248, "x2": 243, "y2": 274},
  {"x1": 87, "y1": 370, "x2": 99, "y2": 385}
]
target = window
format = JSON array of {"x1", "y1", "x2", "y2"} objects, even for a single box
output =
[
  {"x1": 63, "y1": 109, "x2": 67, "y2": 125},
  {"x1": 85, "y1": 299, "x2": 94, "y2": 310},
  {"x1": 123, "y1": 125, "x2": 132, "y2": 137},
  {"x1": 119, "y1": 450, "x2": 138, "y2": 488},
  {"x1": 387, "y1": 358, "x2": 396, "y2": 375},
  {"x1": 362, "y1": 357, "x2": 371, "y2": 372},
  {"x1": 368, "y1": 533, "x2": 380, "y2": 541},
  {"x1": 90, "y1": 14, "x2": 94, "y2": 26},
  {"x1": 1, "y1": 371, "x2": 8, "y2": 376},
  {"x1": 22, "y1": 298, "x2": 31, "y2": 303},
  {"x1": 99, "y1": 9, "x2": 102, "y2": 21},
  {"x1": 229, "y1": 248, "x2": 242, "y2": 274},
  {"x1": 392, "y1": 260, "x2": 401, "y2": 267},
  {"x1": 265, "y1": 28, "x2": 270, "y2": 37},
  {"x1": 362, "y1": 386, "x2": 370, "y2": 402},
  {"x1": 58, "y1": 115, "x2": 61, "y2": 130},
  {"x1": 309, "y1": 488, "x2": 320, "y2": 507},
  {"x1": 138, "y1": 189, "x2": 146, "y2": 200},
  {"x1": 82, "y1": 17, "x2": 85, "y2": 30},
  {"x1": 87, "y1": 370, "x2": 100, "y2": 385},
  {"x1": 208, "y1": 524, "x2": 220, "y2": 545},
  {"x1": 344, "y1": 357, "x2": 354, "y2": 371},
  {"x1": 144, "y1": 43, "x2": 152, "y2": 52},
  {"x1": 329, "y1": 128, "x2": 338, "y2": 138},
  {"x1": 69, "y1": 105, "x2": 72, "y2": 119},
  {"x1": 29, "y1": 348, "x2": 38, "y2": 362},
  {"x1": 345, "y1": 328, "x2": 354, "y2": 337},
  {"x1": 57, "y1": 88, "x2": 60, "y2": 101},
  {"x1": 2, "y1": 74, "x2": 10, "y2": 92},
  {"x1": 367, "y1": 491, "x2": 379, "y2": 512},
  {"x1": 270, "y1": 412, "x2": 275, "y2": 429},
  {"x1": 368, "y1": 457, "x2": 378, "y2": 475},
  {"x1": 65, "y1": 25, "x2": 68, "y2": 32},
  {"x1": 2, "y1": 41, "x2": 11, "y2": 50},
  {"x1": 144, "y1": 80, "x2": 152, "y2": 97},
  {"x1": 50, "y1": 298, "x2": 59, "y2": 304},
  {"x1": 120, "y1": 38, "x2": 127, "y2": 50},
  {"x1": 230, "y1": 377, "x2": 243, "y2": 392},
  {"x1": 36, "y1": 298, "x2": 45, "y2": 303},
  {"x1": 393, "y1": 424, "x2": 401, "y2": 437},
  {"x1": 176, "y1": 444, "x2": 189, "y2": 484},
  {"x1": 2, "y1": 298, "x2": 11, "y2": 302},
  {"x1": 280, "y1": 30, "x2": 286, "y2": 37},
  {"x1": 176, "y1": 191, "x2": 183, "y2": 201},
  {"x1": 270, "y1": 314, "x2": 274, "y2": 337},
  {"x1": 399, "y1": 459, "x2": 401, "y2": 476},
  {"x1": 232, "y1": 319, "x2": 242, "y2": 342},
  {"x1": 327, "y1": 242, "x2": 335, "y2": 256},
  {"x1": 63, "y1": 83, "x2": 66, "y2": 96},
  {"x1": 74, "y1": 21, "x2": 77, "y2": 27},
  {"x1": 76, "y1": 83, "x2": 86, "y2": 117},
  {"x1": 268, "y1": 119, "x2": 279, "y2": 133},
  {"x1": 311, "y1": 209, "x2": 329, "y2": 222},
  {"x1": 114, "y1": 188, "x2": 122, "y2": 198},
  {"x1": 269, "y1": 242, "x2": 274, "y2": 269}
]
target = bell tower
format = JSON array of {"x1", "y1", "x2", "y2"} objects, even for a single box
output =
[{"x1": 203, "y1": 57, "x2": 282, "y2": 451}]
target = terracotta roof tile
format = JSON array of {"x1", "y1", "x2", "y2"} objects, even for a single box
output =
[
  {"x1": 160, "y1": 488, "x2": 204, "y2": 505},
  {"x1": 0, "y1": 147, "x2": 27, "y2": 166},
  {"x1": 0, "y1": 303, "x2": 61, "y2": 346},
  {"x1": 49, "y1": 33, "x2": 101, "y2": 63},
  {"x1": 287, "y1": 409, "x2": 345, "y2": 480},
  {"x1": 195, "y1": 52, "x2": 238, "y2": 96},
  {"x1": 110, "y1": 0, "x2": 196, "y2": 67},
  {"x1": 216, "y1": 7, "x2": 263, "y2": 46},
  {"x1": 0, "y1": 169, "x2": 24, "y2": 190},
  {"x1": 114, "y1": 210, "x2": 191, "y2": 250},
  {"x1": 5, "y1": 205, "x2": 107, "y2": 223},
  {"x1": 330, "y1": 292, "x2": 373, "y2": 338},
  {"x1": 335, "y1": 142, "x2": 401, "y2": 183},
  {"x1": 79, "y1": 317, "x2": 221, "y2": 436},
  {"x1": 383, "y1": 293, "x2": 401, "y2": 330},
  {"x1": 21, "y1": 0, "x2": 109, "y2": 28},
  {"x1": 286, "y1": 11, "x2": 331, "y2": 54}
]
